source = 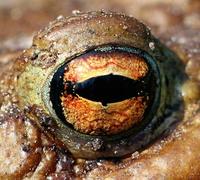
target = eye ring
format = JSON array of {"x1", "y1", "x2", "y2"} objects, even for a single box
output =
[{"x1": 43, "y1": 44, "x2": 162, "y2": 158}]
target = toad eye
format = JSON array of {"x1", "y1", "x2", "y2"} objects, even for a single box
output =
[
  {"x1": 50, "y1": 46, "x2": 160, "y2": 136},
  {"x1": 17, "y1": 11, "x2": 184, "y2": 159}
]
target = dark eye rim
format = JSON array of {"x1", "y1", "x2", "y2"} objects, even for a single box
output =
[
  {"x1": 45, "y1": 44, "x2": 165, "y2": 158},
  {"x1": 49, "y1": 44, "x2": 161, "y2": 140}
]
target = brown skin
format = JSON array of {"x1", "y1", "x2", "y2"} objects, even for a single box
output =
[{"x1": 0, "y1": 4, "x2": 200, "y2": 180}]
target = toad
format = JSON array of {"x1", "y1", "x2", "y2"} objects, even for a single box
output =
[{"x1": 0, "y1": 11, "x2": 199, "y2": 179}]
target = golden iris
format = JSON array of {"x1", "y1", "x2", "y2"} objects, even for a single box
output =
[{"x1": 50, "y1": 45, "x2": 160, "y2": 135}]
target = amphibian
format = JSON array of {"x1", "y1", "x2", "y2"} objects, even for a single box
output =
[{"x1": 0, "y1": 9, "x2": 199, "y2": 180}]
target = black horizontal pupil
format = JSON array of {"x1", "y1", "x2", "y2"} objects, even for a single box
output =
[{"x1": 65, "y1": 74, "x2": 149, "y2": 106}]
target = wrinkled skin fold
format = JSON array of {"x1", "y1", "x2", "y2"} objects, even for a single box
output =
[{"x1": 0, "y1": 3, "x2": 200, "y2": 180}]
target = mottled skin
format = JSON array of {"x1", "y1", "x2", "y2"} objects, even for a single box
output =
[{"x1": 0, "y1": 4, "x2": 200, "y2": 180}]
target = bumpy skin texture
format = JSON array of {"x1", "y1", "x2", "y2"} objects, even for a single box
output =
[{"x1": 0, "y1": 1, "x2": 200, "y2": 180}]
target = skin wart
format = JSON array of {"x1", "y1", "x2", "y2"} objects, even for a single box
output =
[{"x1": 0, "y1": 1, "x2": 199, "y2": 180}]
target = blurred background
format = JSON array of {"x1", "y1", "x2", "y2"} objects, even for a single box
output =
[{"x1": 0, "y1": 0, "x2": 199, "y2": 53}]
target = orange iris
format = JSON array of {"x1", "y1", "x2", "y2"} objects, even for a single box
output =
[{"x1": 61, "y1": 51, "x2": 149, "y2": 135}]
